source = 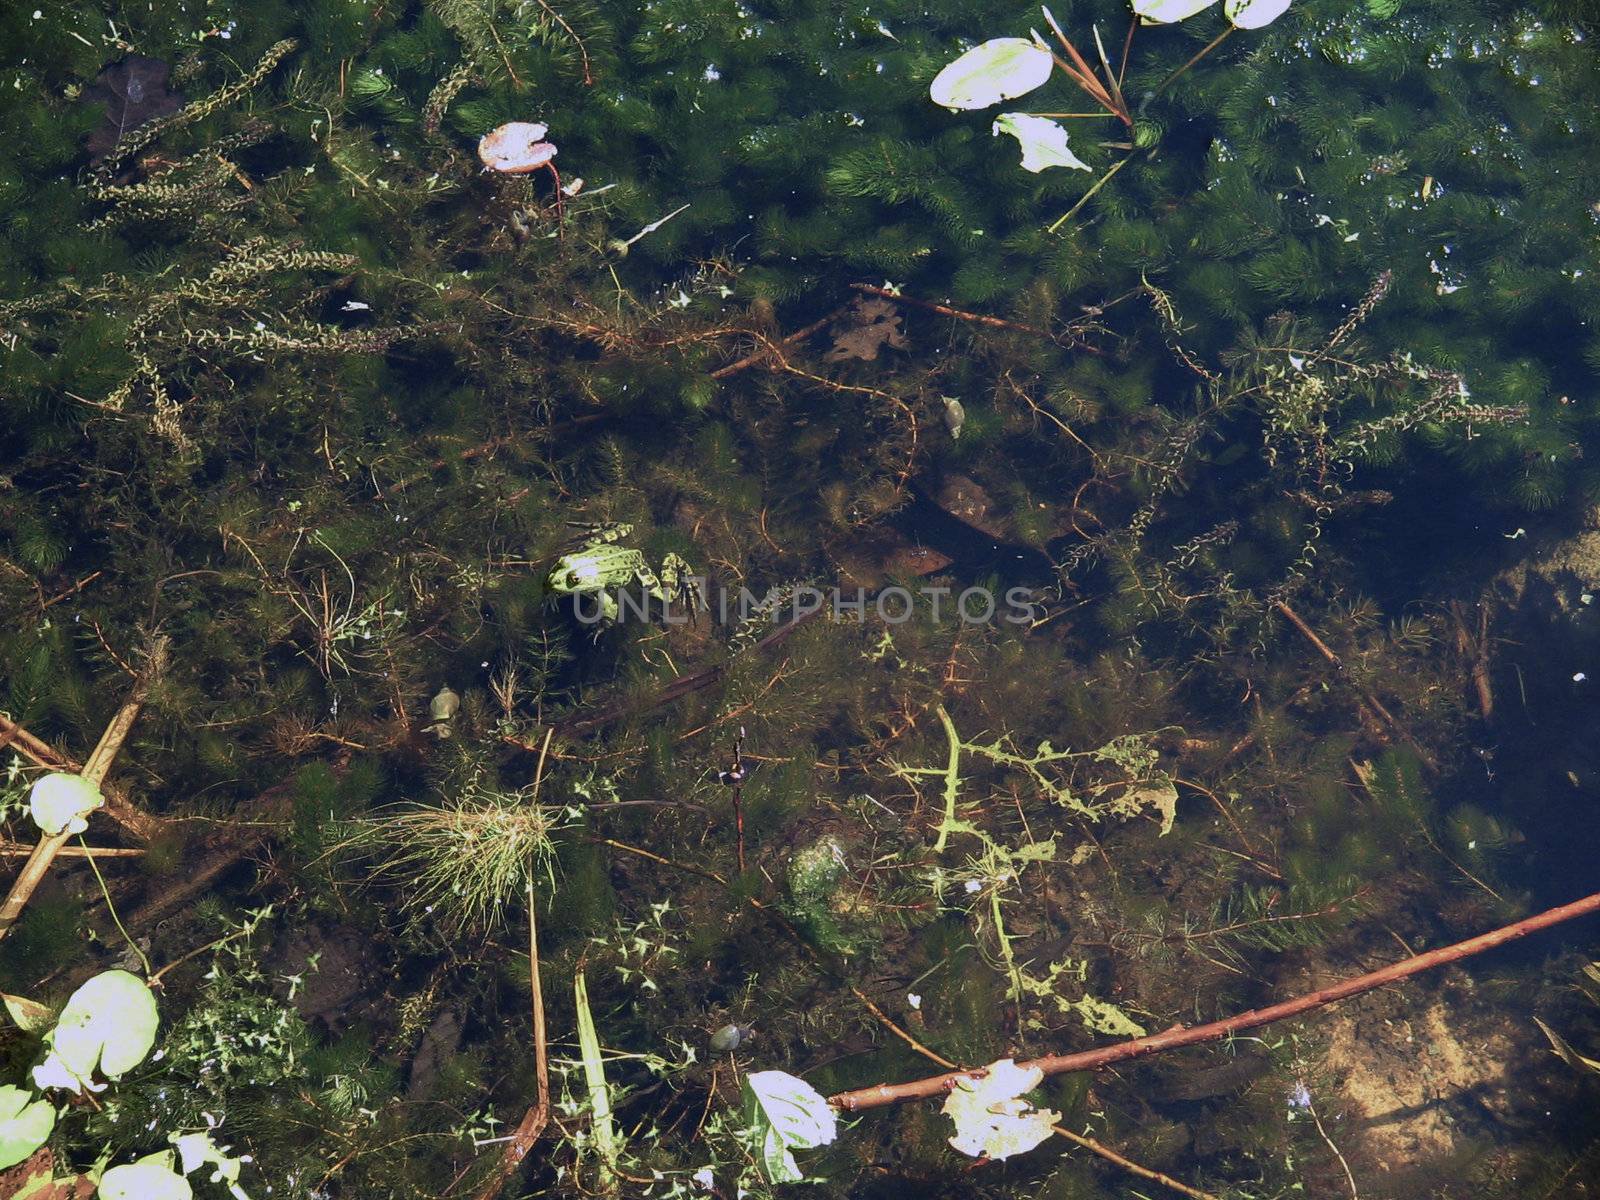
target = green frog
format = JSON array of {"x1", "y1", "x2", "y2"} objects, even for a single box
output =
[{"x1": 545, "y1": 523, "x2": 703, "y2": 626}]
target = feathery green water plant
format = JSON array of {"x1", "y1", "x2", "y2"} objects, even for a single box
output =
[{"x1": 349, "y1": 775, "x2": 570, "y2": 932}]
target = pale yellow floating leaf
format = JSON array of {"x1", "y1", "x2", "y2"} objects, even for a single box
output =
[
  {"x1": 1132, "y1": 0, "x2": 1219, "y2": 22},
  {"x1": 992, "y1": 114, "x2": 1092, "y2": 173},
  {"x1": 930, "y1": 38, "x2": 1054, "y2": 111},
  {"x1": 942, "y1": 1059, "x2": 1061, "y2": 1161}
]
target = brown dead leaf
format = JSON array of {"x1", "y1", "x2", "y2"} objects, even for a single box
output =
[{"x1": 824, "y1": 296, "x2": 909, "y2": 362}]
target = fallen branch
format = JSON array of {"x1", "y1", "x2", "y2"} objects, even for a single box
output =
[
  {"x1": 0, "y1": 712, "x2": 163, "y2": 843},
  {"x1": 829, "y1": 887, "x2": 1600, "y2": 1112},
  {"x1": 0, "y1": 637, "x2": 167, "y2": 942}
]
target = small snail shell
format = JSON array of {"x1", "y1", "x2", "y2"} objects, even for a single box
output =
[
  {"x1": 942, "y1": 396, "x2": 966, "y2": 440},
  {"x1": 709, "y1": 1022, "x2": 754, "y2": 1053}
]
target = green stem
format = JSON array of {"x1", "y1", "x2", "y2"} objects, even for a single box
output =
[
  {"x1": 1151, "y1": 26, "x2": 1235, "y2": 98},
  {"x1": 1049, "y1": 153, "x2": 1137, "y2": 234},
  {"x1": 931, "y1": 705, "x2": 963, "y2": 854},
  {"x1": 80, "y1": 833, "x2": 151, "y2": 976}
]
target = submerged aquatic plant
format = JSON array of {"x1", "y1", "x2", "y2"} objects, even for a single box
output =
[{"x1": 349, "y1": 778, "x2": 567, "y2": 931}]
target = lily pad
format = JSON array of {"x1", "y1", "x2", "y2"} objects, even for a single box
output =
[
  {"x1": 98, "y1": 1155, "x2": 191, "y2": 1200},
  {"x1": 32, "y1": 972, "x2": 158, "y2": 1095},
  {"x1": 741, "y1": 1070, "x2": 837, "y2": 1183},
  {"x1": 1132, "y1": 0, "x2": 1219, "y2": 22},
  {"x1": 930, "y1": 38, "x2": 1054, "y2": 111},
  {"x1": 992, "y1": 114, "x2": 1092, "y2": 173},
  {"x1": 941, "y1": 1059, "x2": 1061, "y2": 1161},
  {"x1": 29, "y1": 774, "x2": 104, "y2": 838},
  {"x1": 1225, "y1": 0, "x2": 1292, "y2": 27},
  {"x1": 0, "y1": 1086, "x2": 56, "y2": 1172}
]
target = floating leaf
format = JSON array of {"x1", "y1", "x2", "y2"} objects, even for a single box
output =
[
  {"x1": 930, "y1": 38, "x2": 1054, "y2": 111},
  {"x1": 477, "y1": 122, "x2": 558, "y2": 173},
  {"x1": 170, "y1": 1131, "x2": 248, "y2": 1193},
  {"x1": 941, "y1": 1059, "x2": 1061, "y2": 1161},
  {"x1": 1225, "y1": 0, "x2": 1292, "y2": 27},
  {"x1": 1126, "y1": 780, "x2": 1179, "y2": 835},
  {"x1": 1069, "y1": 996, "x2": 1148, "y2": 1037},
  {"x1": 741, "y1": 1070, "x2": 838, "y2": 1184},
  {"x1": 3, "y1": 993, "x2": 55, "y2": 1034},
  {"x1": 98, "y1": 1155, "x2": 191, "y2": 1200},
  {"x1": 32, "y1": 972, "x2": 158, "y2": 1095},
  {"x1": 1131, "y1": 0, "x2": 1219, "y2": 22},
  {"x1": 29, "y1": 774, "x2": 104, "y2": 837},
  {"x1": 992, "y1": 113, "x2": 1091, "y2": 173},
  {"x1": 0, "y1": 1086, "x2": 56, "y2": 1172}
]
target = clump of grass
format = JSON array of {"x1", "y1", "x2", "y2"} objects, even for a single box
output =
[{"x1": 348, "y1": 777, "x2": 565, "y2": 932}]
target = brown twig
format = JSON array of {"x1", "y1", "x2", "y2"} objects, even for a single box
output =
[
  {"x1": 0, "y1": 637, "x2": 167, "y2": 942},
  {"x1": 0, "y1": 713, "x2": 161, "y2": 843},
  {"x1": 1450, "y1": 599, "x2": 1495, "y2": 722},
  {"x1": 828, "y1": 887, "x2": 1600, "y2": 1112},
  {"x1": 1273, "y1": 600, "x2": 1438, "y2": 772},
  {"x1": 849, "y1": 283, "x2": 1056, "y2": 340},
  {"x1": 708, "y1": 305, "x2": 848, "y2": 379},
  {"x1": 469, "y1": 731, "x2": 554, "y2": 1200}
]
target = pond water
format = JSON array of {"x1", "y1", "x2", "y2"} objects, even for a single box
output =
[{"x1": 2, "y1": 1, "x2": 1599, "y2": 1197}]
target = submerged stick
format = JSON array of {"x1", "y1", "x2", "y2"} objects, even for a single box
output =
[
  {"x1": 829, "y1": 887, "x2": 1600, "y2": 1112},
  {"x1": 0, "y1": 639, "x2": 166, "y2": 942},
  {"x1": 1274, "y1": 600, "x2": 1438, "y2": 771}
]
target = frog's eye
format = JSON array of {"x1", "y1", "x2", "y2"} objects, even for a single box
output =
[{"x1": 565, "y1": 572, "x2": 580, "y2": 587}]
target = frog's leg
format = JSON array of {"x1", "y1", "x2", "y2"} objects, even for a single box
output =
[
  {"x1": 564, "y1": 521, "x2": 633, "y2": 547},
  {"x1": 598, "y1": 590, "x2": 619, "y2": 624},
  {"x1": 659, "y1": 554, "x2": 706, "y2": 614}
]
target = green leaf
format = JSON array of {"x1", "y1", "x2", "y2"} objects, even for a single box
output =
[
  {"x1": 98, "y1": 1154, "x2": 192, "y2": 1200},
  {"x1": 28, "y1": 773, "x2": 104, "y2": 837},
  {"x1": 1132, "y1": 0, "x2": 1219, "y2": 22},
  {"x1": 32, "y1": 971, "x2": 158, "y2": 1094},
  {"x1": 573, "y1": 971, "x2": 617, "y2": 1182},
  {"x1": 3, "y1": 992, "x2": 55, "y2": 1034},
  {"x1": 930, "y1": 38, "x2": 1054, "y2": 111},
  {"x1": 741, "y1": 1070, "x2": 838, "y2": 1184},
  {"x1": 992, "y1": 114, "x2": 1091, "y2": 173},
  {"x1": 0, "y1": 1085, "x2": 56, "y2": 1171},
  {"x1": 1225, "y1": 0, "x2": 1291, "y2": 27},
  {"x1": 941, "y1": 1060, "x2": 1061, "y2": 1161}
]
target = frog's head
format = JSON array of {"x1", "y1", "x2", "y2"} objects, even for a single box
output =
[{"x1": 547, "y1": 552, "x2": 601, "y2": 594}]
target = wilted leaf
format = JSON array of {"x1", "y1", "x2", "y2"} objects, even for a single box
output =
[
  {"x1": 930, "y1": 38, "x2": 1054, "y2": 111},
  {"x1": 0, "y1": 1086, "x2": 56, "y2": 1171},
  {"x1": 992, "y1": 114, "x2": 1091, "y2": 173},
  {"x1": 825, "y1": 296, "x2": 908, "y2": 362},
  {"x1": 1132, "y1": 0, "x2": 1220, "y2": 22},
  {"x1": 1127, "y1": 780, "x2": 1180, "y2": 835},
  {"x1": 941, "y1": 1060, "x2": 1061, "y2": 1161},
  {"x1": 1, "y1": 1147, "x2": 92, "y2": 1200},
  {"x1": 3, "y1": 993, "x2": 54, "y2": 1034},
  {"x1": 32, "y1": 972, "x2": 158, "y2": 1094},
  {"x1": 741, "y1": 1070, "x2": 838, "y2": 1183},
  {"x1": 1535, "y1": 1017, "x2": 1600, "y2": 1074},
  {"x1": 29, "y1": 774, "x2": 104, "y2": 837},
  {"x1": 83, "y1": 57, "x2": 184, "y2": 164},
  {"x1": 1069, "y1": 996, "x2": 1147, "y2": 1037},
  {"x1": 1225, "y1": 0, "x2": 1292, "y2": 27}
]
